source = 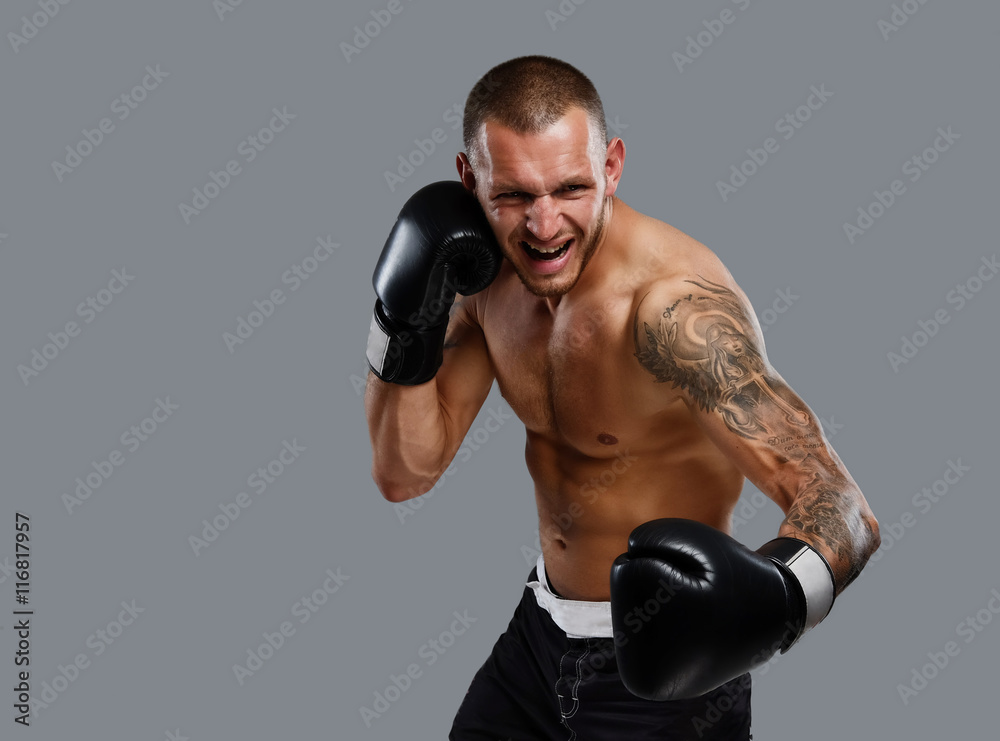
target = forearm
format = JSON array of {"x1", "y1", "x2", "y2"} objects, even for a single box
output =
[
  {"x1": 364, "y1": 371, "x2": 454, "y2": 502},
  {"x1": 777, "y1": 466, "x2": 880, "y2": 595}
]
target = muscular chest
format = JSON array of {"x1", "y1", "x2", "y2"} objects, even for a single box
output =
[{"x1": 481, "y1": 287, "x2": 656, "y2": 451}]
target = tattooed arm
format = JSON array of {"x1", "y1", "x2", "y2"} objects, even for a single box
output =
[{"x1": 633, "y1": 274, "x2": 880, "y2": 594}]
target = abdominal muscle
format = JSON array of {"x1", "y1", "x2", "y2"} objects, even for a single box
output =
[{"x1": 526, "y1": 427, "x2": 745, "y2": 602}]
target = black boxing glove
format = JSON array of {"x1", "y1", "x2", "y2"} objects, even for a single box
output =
[
  {"x1": 366, "y1": 181, "x2": 502, "y2": 385},
  {"x1": 609, "y1": 518, "x2": 835, "y2": 701}
]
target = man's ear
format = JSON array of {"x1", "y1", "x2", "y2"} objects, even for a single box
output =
[
  {"x1": 603, "y1": 137, "x2": 626, "y2": 198},
  {"x1": 456, "y1": 153, "x2": 477, "y2": 193}
]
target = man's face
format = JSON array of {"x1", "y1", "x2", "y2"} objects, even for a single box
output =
[
  {"x1": 467, "y1": 108, "x2": 615, "y2": 298},
  {"x1": 719, "y1": 332, "x2": 745, "y2": 359}
]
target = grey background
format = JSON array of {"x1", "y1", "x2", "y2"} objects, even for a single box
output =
[{"x1": 2, "y1": 0, "x2": 997, "y2": 738}]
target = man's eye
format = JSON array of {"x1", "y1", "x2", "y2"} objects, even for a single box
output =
[{"x1": 499, "y1": 192, "x2": 523, "y2": 199}]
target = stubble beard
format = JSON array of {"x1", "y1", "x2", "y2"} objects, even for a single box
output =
[{"x1": 508, "y1": 199, "x2": 609, "y2": 299}]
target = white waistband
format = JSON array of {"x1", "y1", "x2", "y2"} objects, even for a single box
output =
[{"x1": 526, "y1": 553, "x2": 614, "y2": 639}]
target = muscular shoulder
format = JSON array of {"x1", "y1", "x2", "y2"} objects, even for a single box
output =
[
  {"x1": 633, "y1": 268, "x2": 757, "y2": 337},
  {"x1": 626, "y1": 211, "x2": 753, "y2": 327},
  {"x1": 627, "y1": 220, "x2": 769, "y2": 408}
]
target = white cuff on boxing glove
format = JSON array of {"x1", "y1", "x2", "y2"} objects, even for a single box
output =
[{"x1": 756, "y1": 537, "x2": 836, "y2": 651}]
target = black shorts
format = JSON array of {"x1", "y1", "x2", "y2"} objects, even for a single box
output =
[{"x1": 450, "y1": 565, "x2": 752, "y2": 740}]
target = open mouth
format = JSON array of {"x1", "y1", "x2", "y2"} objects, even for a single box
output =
[{"x1": 521, "y1": 239, "x2": 572, "y2": 262}]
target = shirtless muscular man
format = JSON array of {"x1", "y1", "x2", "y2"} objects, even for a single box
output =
[{"x1": 364, "y1": 55, "x2": 880, "y2": 740}]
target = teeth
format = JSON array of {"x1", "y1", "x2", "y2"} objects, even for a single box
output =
[{"x1": 524, "y1": 240, "x2": 569, "y2": 254}]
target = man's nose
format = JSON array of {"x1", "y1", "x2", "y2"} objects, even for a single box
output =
[{"x1": 525, "y1": 196, "x2": 561, "y2": 242}]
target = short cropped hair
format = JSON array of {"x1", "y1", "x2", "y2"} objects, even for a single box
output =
[{"x1": 462, "y1": 55, "x2": 608, "y2": 172}]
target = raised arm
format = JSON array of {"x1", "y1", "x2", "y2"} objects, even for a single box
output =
[
  {"x1": 366, "y1": 296, "x2": 495, "y2": 501},
  {"x1": 363, "y1": 181, "x2": 501, "y2": 502},
  {"x1": 631, "y1": 272, "x2": 880, "y2": 593}
]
